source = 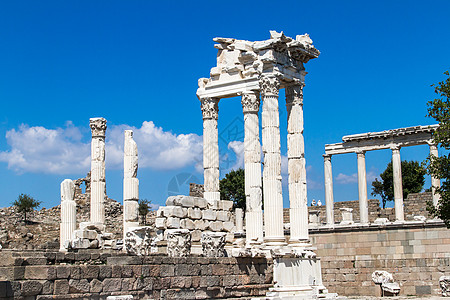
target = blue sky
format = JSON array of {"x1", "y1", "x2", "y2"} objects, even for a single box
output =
[{"x1": 0, "y1": 1, "x2": 449, "y2": 209}]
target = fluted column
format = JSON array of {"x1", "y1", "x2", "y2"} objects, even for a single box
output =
[
  {"x1": 90, "y1": 117, "x2": 107, "y2": 225},
  {"x1": 286, "y1": 83, "x2": 308, "y2": 243},
  {"x1": 241, "y1": 91, "x2": 263, "y2": 245},
  {"x1": 260, "y1": 74, "x2": 285, "y2": 245},
  {"x1": 60, "y1": 179, "x2": 76, "y2": 251},
  {"x1": 201, "y1": 97, "x2": 220, "y2": 203},
  {"x1": 323, "y1": 154, "x2": 334, "y2": 226},
  {"x1": 429, "y1": 143, "x2": 441, "y2": 207},
  {"x1": 391, "y1": 145, "x2": 404, "y2": 221},
  {"x1": 356, "y1": 150, "x2": 369, "y2": 224},
  {"x1": 123, "y1": 130, "x2": 139, "y2": 239}
]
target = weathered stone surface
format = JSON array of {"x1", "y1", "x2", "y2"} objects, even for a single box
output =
[
  {"x1": 180, "y1": 219, "x2": 195, "y2": 230},
  {"x1": 71, "y1": 238, "x2": 90, "y2": 249},
  {"x1": 202, "y1": 209, "x2": 217, "y2": 221},
  {"x1": 201, "y1": 232, "x2": 226, "y2": 257},
  {"x1": 194, "y1": 219, "x2": 207, "y2": 231},
  {"x1": 441, "y1": 276, "x2": 450, "y2": 297},
  {"x1": 124, "y1": 226, "x2": 155, "y2": 256},
  {"x1": 155, "y1": 217, "x2": 166, "y2": 229},
  {"x1": 208, "y1": 221, "x2": 223, "y2": 232},
  {"x1": 166, "y1": 217, "x2": 181, "y2": 229},
  {"x1": 90, "y1": 278, "x2": 103, "y2": 293},
  {"x1": 194, "y1": 197, "x2": 208, "y2": 208},
  {"x1": 21, "y1": 280, "x2": 43, "y2": 296},
  {"x1": 166, "y1": 229, "x2": 191, "y2": 257},
  {"x1": 216, "y1": 210, "x2": 230, "y2": 222},
  {"x1": 188, "y1": 208, "x2": 202, "y2": 219},
  {"x1": 103, "y1": 278, "x2": 122, "y2": 292},
  {"x1": 372, "y1": 270, "x2": 393, "y2": 284},
  {"x1": 74, "y1": 229, "x2": 97, "y2": 240},
  {"x1": 164, "y1": 206, "x2": 187, "y2": 218},
  {"x1": 68, "y1": 279, "x2": 90, "y2": 293}
]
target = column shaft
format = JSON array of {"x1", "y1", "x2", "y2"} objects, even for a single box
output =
[
  {"x1": 201, "y1": 98, "x2": 220, "y2": 202},
  {"x1": 260, "y1": 75, "x2": 285, "y2": 245},
  {"x1": 286, "y1": 84, "x2": 308, "y2": 243},
  {"x1": 357, "y1": 151, "x2": 369, "y2": 224},
  {"x1": 429, "y1": 144, "x2": 441, "y2": 207},
  {"x1": 90, "y1": 118, "x2": 107, "y2": 225},
  {"x1": 123, "y1": 130, "x2": 139, "y2": 239},
  {"x1": 324, "y1": 155, "x2": 334, "y2": 226},
  {"x1": 60, "y1": 179, "x2": 76, "y2": 251},
  {"x1": 241, "y1": 92, "x2": 263, "y2": 244},
  {"x1": 392, "y1": 147, "x2": 404, "y2": 221}
]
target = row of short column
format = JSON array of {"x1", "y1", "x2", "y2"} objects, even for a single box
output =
[
  {"x1": 324, "y1": 144, "x2": 441, "y2": 225},
  {"x1": 200, "y1": 75, "x2": 308, "y2": 247}
]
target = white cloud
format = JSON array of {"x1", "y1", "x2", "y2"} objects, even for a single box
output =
[
  {"x1": 335, "y1": 171, "x2": 378, "y2": 185},
  {"x1": 226, "y1": 141, "x2": 244, "y2": 171},
  {"x1": 0, "y1": 121, "x2": 203, "y2": 174}
]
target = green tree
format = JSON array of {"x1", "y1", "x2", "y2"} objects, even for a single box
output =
[
  {"x1": 425, "y1": 70, "x2": 450, "y2": 227},
  {"x1": 220, "y1": 168, "x2": 246, "y2": 210},
  {"x1": 12, "y1": 193, "x2": 41, "y2": 223},
  {"x1": 138, "y1": 198, "x2": 152, "y2": 225},
  {"x1": 371, "y1": 160, "x2": 426, "y2": 208}
]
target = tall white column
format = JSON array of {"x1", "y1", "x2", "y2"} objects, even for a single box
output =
[
  {"x1": 60, "y1": 179, "x2": 76, "y2": 251},
  {"x1": 90, "y1": 117, "x2": 107, "y2": 225},
  {"x1": 241, "y1": 91, "x2": 263, "y2": 245},
  {"x1": 323, "y1": 154, "x2": 334, "y2": 226},
  {"x1": 356, "y1": 150, "x2": 369, "y2": 225},
  {"x1": 285, "y1": 83, "x2": 308, "y2": 243},
  {"x1": 123, "y1": 130, "x2": 139, "y2": 238},
  {"x1": 201, "y1": 97, "x2": 220, "y2": 203},
  {"x1": 260, "y1": 74, "x2": 285, "y2": 246},
  {"x1": 391, "y1": 145, "x2": 404, "y2": 222},
  {"x1": 429, "y1": 142, "x2": 441, "y2": 207}
]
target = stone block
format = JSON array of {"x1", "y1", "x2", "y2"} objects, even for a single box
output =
[
  {"x1": 223, "y1": 222, "x2": 234, "y2": 232},
  {"x1": 203, "y1": 209, "x2": 217, "y2": 221},
  {"x1": 164, "y1": 206, "x2": 187, "y2": 218},
  {"x1": 71, "y1": 238, "x2": 90, "y2": 249},
  {"x1": 219, "y1": 200, "x2": 234, "y2": 211},
  {"x1": 216, "y1": 210, "x2": 231, "y2": 222},
  {"x1": 181, "y1": 218, "x2": 195, "y2": 230},
  {"x1": 188, "y1": 207, "x2": 202, "y2": 219},
  {"x1": 194, "y1": 220, "x2": 207, "y2": 230},
  {"x1": 209, "y1": 221, "x2": 223, "y2": 232},
  {"x1": 155, "y1": 217, "x2": 166, "y2": 229},
  {"x1": 180, "y1": 196, "x2": 194, "y2": 207},
  {"x1": 194, "y1": 197, "x2": 208, "y2": 208},
  {"x1": 21, "y1": 280, "x2": 43, "y2": 296},
  {"x1": 90, "y1": 278, "x2": 103, "y2": 293},
  {"x1": 79, "y1": 222, "x2": 104, "y2": 232},
  {"x1": 25, "y1": 266, "x2": 55, "y2": 280},
  {"x1": 156, "y1": 207, "x2": 164, "y2": 217},
  {"x1": 74, "y1": 229, "x2": 98, "y2": 240},
  {"x1": 167, "y1": 217, "x2": 181, "y2": 229},
  {"x1": 106, "y1": 296, "x2": 133, "y2": 300},
  {"x1": 54, "y1": 279, "x2": 69, "y2": 295},
  {"x1": 68, "y1": 279, "x2": 90, "y2": 293},
  {"x1": 103, "y1": 278, "x2": 122, "y2": 292}
]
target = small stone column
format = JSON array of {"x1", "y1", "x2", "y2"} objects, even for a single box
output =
[
  {"x1": 356, "y1": 150, "x2": 369, "y2": 225},
  {"x1": 286, "y1": 83, "x2": 308, "y2": 243},
  {"x1": 201, "y1": 97, "x2": 220, "y2": 203},
  {"x1": 60, "y1": 179, "x2": 76, "y2": 251},
  {"x1": 260, "y1": 74, "x2": 285, "y2": 246},
  {"x1": 429, "y1": 143, "x2": 441, "y2": 207},
  {"x1": 241, "y1": 91, "x2": 263, "y2": 244},
  {"x1": 90, "y1": 117, "x2": 107, "y2": 225},
  {"x1": 123, "y1": 130, "x2": 139, "y2": 239},
  {"x1": 391, "y1": 146, "x2": 404, "y2": 222},
  {"x1": 323, "y1": 154, "x2": 334, "y2": 226}
]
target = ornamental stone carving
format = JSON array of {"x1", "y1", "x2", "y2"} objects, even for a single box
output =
[
  {"x1": 440, "y1": 276, "x2": 450, "y2": 297},
  {"x1": 200, "y1": 97, "x2": 219, "y2": 120},
  {"x1": 166, "y1": 229, "x2": 191, "y2": 257},
  {"x1": 372, "y1": 270, "x2": 394, "y2": 284},
  {"x1": 90, "y1": 118, "x2": 107, "y2": 137},
  {"x1": 259, "y1": 75, "x2": 280, "y2": 97},
  {"x1": 124, "y1": 226, "x2": 154, "y2": 256},
  {"x1": 241, "y1": 92, "x2": 260, "y2": 113},
  {"x1": 201, "y1": 231, "x2": 226, "y2": 257},
  {"x1": 285, "y1": 83, "x2": 304, "y2": 106}
]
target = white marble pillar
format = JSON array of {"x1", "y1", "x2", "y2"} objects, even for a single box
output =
[
  {"x1": 259, "y1": 74, "x2": 285, "y2": 246},
  {"x1": 356, "y1": 150, "x2": 369, "y2": 225},
  {"x1": 235, "y1": 208, "x2": 244, "y2": 233},
  {"x1": 123, "y1": 130, "x2": 139, "y2": 239},
  {"x1": 285, "y1": 83, "x2": 308, "y2": 243},
  {"x1": 201, "y1": 97, "x2": 220, "y2": 202},
  {"x1": 241, "y1": 91, "x2": 263, "y2": 245},
  {"x1": 391, "y1": 145, "x2": 404, "y2": 222},
  {"x1": 90, "y1": 117, "x2": 107, "y2": 225},
  {"x1": 60, "y1": 179, "x2": 76, "y2": 251},
  {"x1": 323, "y1": 154, "x2": 334, "y2": 226},
  {"x1": 429, "y1": 143, "x2": 441, "y2": 207}
]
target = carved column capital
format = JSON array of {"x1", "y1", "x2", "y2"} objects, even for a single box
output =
[
  {"x1": 390, "y1": 145, "x2": 401, "y2": 152},
  {"x1": 323, "y1": 154, "x2": 332, "y2": 162},
  {"x1": 285, "y1": 83, "x2": 304, "y2": 106},
  {"x1": 90, "y1": 118, "x2": 107, "y2": 138},
  {"x1": 259, "y1": 74, "x2": 280, "y2": 97},
  {"x1": 200, "y1": 97, "x2": 219, "y2": 120},
  {"x1": 241, "y1": 92, "x2": 260, "y2": 113},
  {"x1": 355, "y1": 149, "x2": 366, "y2": 157}
]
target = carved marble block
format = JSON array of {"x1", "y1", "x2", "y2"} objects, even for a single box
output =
[
  {"x1": 340, "y1": 208, "x2": 354, "y2": 225},
  {"x1": 201, "y1": 231, "x2": 226, "y2": 257},
  {"x1": 124, "y1": 226, "x2": 155, "y2": 256},
  {"x1": 440, "y1": 276, "x2": 450, "y2": 297},
  {"x1": 166, "y1": 229, "x2": 191, "y2": 257}
]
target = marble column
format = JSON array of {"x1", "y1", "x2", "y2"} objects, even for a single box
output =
[
  {"x1": 285, "y1": 83, "x2": 308, "y2": 243},
  {"x1": 391, "y1": 145, "x2": 404, "y2": 222},
  {"x1": 241, "y1": 91, "x2": 264, "y2": 244},
  {"x1": 201, "y1": 97, "x2": 220, "y2": 203},
  {"x1": 260, "y1": 74, "x2": 285, "y2": 246},
  {"x1": 123, "y1": 130, "x2": 139, "y2": 239},
  {"x1": 323, "y1": 154, "x2": 334, "y2": 226},
  {"x1": 60, "y1": 179, "x2": 76, "y2": 251},
  {"x1": 356, "y1": 150, "x2": 369, "y2": 225},
  {"x1": 90, "y1": 117, "x2": 107, "y2": 225},
  {"x1": 429, "y1": 143, "x2": 441, "y2": 207}
]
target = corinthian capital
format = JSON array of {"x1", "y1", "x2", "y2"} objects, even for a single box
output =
[
  {"x1": 90, "y1": 118, "x2": 107, "y2": 137},
  {"x1": 241, "y1": 92, "x2": 260, "y2": 113},
  {"x1": 200, "y1": 97, "x2": 219, "y2": 120},
  {"x1": 259, "y1": 74, "x2": 280, "y2": 97},
  {"x1": 285, "y1": 83, "x2": 304, "y2": 106}
]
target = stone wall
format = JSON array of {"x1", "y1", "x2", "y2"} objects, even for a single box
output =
[
  {"x1": 0, "y1": 250, "x2": 273, "y2": 299},
  {"x1": 309, "y1": 221, "x2": 450, "y2": 297}
]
